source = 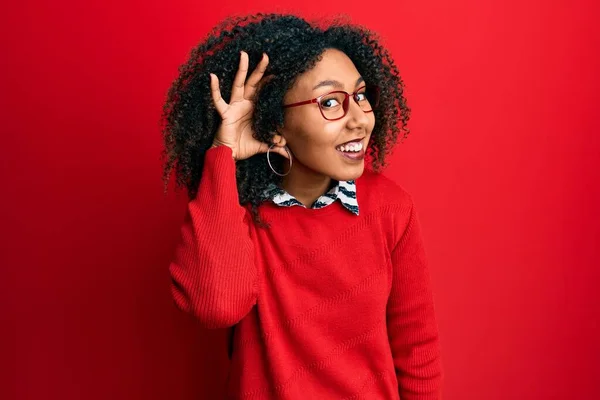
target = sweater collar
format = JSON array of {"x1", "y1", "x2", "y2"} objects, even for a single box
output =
[{"x1": 265, "y1": 180, "x2": 359, "y2": 216}]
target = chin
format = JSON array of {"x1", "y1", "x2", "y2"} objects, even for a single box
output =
[{"x1": 330, "y1": 163, "x2": 365, "y2": 182}]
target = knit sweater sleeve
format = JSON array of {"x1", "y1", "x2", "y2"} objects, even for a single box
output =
[
  {"x1": 169, "y1": 146, "x2": 258, "y2": 329},
  {"x1": 387, "y1": 201, "x2": 443, "y2": 399}
]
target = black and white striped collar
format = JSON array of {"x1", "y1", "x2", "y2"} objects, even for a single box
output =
[{"x1": 264, "y1": 180, "x2": 359, "y2": 215}]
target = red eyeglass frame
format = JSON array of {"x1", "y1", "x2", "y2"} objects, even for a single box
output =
[{"x1": 282, "y1": 85, "x2": 380, "y2": 121}]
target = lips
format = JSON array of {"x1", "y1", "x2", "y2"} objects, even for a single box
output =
[
  {"x1": 335, "y1": 138, "x2": 366, "y2": 161},
  {"x1": 335, "y1": 138, "x2": 364, "y2": 152},
  {"x1": 336, "y1": 141, "x2": 363, "y2": 153}
]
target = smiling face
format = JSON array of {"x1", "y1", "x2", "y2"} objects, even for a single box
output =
[{"x1": 280, "y1": 48, "x2": 376, "y2": 184}]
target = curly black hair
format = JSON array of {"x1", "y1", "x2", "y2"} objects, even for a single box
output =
[{"x1": 161, "y1": 13, "x2": 410, "y2": 223}]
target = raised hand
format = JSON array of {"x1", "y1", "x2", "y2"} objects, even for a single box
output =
[{"x1": 210, "y1": 51, "x2": 288, "y2": 161}]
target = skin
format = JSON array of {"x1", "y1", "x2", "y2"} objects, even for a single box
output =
[
  {"x1": 279, "y1": 48, "x2": 376, "y2": 206},
  {"x1": 210, "y1": 48, "x2": 375, "y2": 207}
]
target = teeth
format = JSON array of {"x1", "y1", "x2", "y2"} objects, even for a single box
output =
[{"x1": 337, "y1": 142, "x2": 363, "y2": 152}]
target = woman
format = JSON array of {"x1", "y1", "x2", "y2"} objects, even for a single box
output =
[{"x1": 162, "y1": 13, "x2": 442, "y2": 399}]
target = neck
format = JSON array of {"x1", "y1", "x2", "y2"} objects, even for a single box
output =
[{"x1": 282, "y1": 161, "x2": 332, "y2": 207}]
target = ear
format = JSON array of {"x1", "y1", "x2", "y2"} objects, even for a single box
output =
[{"x1": 271, "y1": 133, "x2": 287, "y2": 148}]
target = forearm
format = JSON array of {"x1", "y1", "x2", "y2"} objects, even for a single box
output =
[
  {"x1": 387, "y1": 203, "x2": 442, "y2": 398},
  {"x1": 169, "y1": 146, "x2": 258, "y2": 329}
]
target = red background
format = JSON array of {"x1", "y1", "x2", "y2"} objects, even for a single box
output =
[{"x1": 4, "y1": 0, "x2": 599, "y2": 399}]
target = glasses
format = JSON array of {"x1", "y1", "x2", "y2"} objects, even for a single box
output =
[{"x1": 283, "y1": 85, "x2": 380, "y2": 121}]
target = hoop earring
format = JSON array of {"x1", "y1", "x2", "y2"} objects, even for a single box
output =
[{"x1": 267, "y1": 144, "x2": 293, "y2": 177}]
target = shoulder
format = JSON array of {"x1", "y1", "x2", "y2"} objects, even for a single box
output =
[
  {"x1": 356, "y1": 168, "x2": 415, "y2": 211},
  {"x1": 355, "y1": 169, "x2": 417, "y2": 248}
]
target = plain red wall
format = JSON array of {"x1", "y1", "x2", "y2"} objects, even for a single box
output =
[{"x1": 4, "y1": 0, "x2": 599, "y2": 399}]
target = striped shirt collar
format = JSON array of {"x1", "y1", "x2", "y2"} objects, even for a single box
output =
[{"x1": 265, "y1": 180, "x2": 359, "y2": 215}]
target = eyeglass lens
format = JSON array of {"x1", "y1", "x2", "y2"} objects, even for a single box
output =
[{"x1": 318, "y1": 86, "x2": 379, "y2": 120}]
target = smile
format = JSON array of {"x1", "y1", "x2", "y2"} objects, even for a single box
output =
[{"x1": 335, "y1": 139, "x2": 365, "y2": 161}]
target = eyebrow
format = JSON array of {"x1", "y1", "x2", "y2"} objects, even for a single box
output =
[{"x1": 312, "y1": 76, "x2": 365, "y2": 90}]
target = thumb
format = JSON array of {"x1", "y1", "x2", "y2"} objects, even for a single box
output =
[
  {"x1": 257, "y1": 141, "x2": 291, "y2": 160},
  {"x1": 272, "y1": 145, "x2": 290, "y2": 159}
]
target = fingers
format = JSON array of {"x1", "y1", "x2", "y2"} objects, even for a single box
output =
[
  {"x1": 230, "y1": 51, "x2": 249, "y2": 103},
  {"x1": 209, "y1": 73, "x2": 228, "y2": 116},
  {"x1": 271, "y1": 135, "x2": 289, "y2": 159},
  {"x1": 272, "y1": 145, "x2": 290, "y2": 159},
  {"x1": 257, "y1": 138, "x2": 291, "y2": 160},
  {"x1": 245, "y1": 53, "x2": 270, "y2": 100},
  {"x1": 211, "y1": 51, "x2": 271, "y2": 116}
]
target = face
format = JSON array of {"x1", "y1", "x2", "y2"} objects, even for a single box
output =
[{"x1": 280, "y1": 48, "x2": 376, "y2": 182}]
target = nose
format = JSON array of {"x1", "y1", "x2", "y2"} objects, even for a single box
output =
[{"x1": 345, "y1": 96, "x2": 370, "y2": 129}]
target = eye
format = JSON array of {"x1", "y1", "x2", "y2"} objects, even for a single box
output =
[
  {"x1": 320, "y1": 97, "x2": 341, "y2": 109},
  {"x1": 319, "y1": 92, "x2": 345, "y2": 109},
  {"x1": 355, "y1": 92, "x2": 368, "y2": 102}
]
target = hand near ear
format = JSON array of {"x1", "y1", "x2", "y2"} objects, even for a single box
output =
[{"x1": 210, "y1": 51, "x2": 289, "y2": 160}]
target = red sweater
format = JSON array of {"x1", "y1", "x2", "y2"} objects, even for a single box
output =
[{"x1": 170, "y1": 146, "x2": 442, "y2": 399}]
